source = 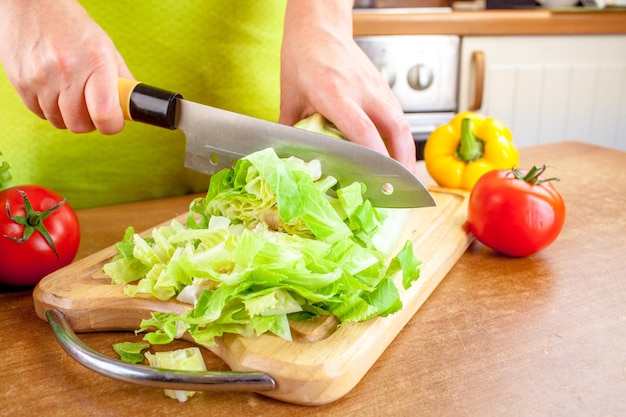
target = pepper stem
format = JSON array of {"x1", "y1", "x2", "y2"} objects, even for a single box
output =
[{"x1": 456, "y1": 118, "x2": 484, "y2": 163}]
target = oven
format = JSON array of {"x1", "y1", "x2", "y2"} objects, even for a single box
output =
[{"x1": 354, "y1": 33, "x2": 460, "y2": 160}]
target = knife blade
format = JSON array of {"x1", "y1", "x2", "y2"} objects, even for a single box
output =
[{"x1": 117, "y1": 78, "x2": 435, "y2": 208}]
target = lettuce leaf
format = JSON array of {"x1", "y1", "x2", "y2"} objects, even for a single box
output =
[
  {"x1": 0, "y1": 151, "x2": 12, "y2": 191},
  {"x1": 113, "y1": 341, "x2": 150, "y2": 364},
  {"x1": 144, "y1": 347, "x2": 207, "y2": 402},
  {"x1": 103, "y1": 147, "x2": 422, "y2": 347}
]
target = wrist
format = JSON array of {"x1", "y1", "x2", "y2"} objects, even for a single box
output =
[{"x1": 284, "y1": 0, "x2": 354, "y2": 38}]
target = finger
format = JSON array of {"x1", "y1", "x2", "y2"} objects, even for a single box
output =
[
  {"x1": 324, "y1": 100, "x2": 390, "y2": 157},
  {"x1": 278, "y1": 102, "x2": 312, "y2": 128},
  {"x1": 37, "y1": 91, "x2": 67, "y2": 130},
  {"x1": 277, "y1": 81, "x2": 311, "y2": 127},
  {"x1": 9, "y1": 75, "x2": 52, "y2": 121},
  {"x1": 57, "y1": 80, "x2": 96, "y2": 133},
  {"x1": 19, "y1": 93, "x2": 47, "y2": 121},
  {"x1": 366, "y1": 101, "x2": 417, "y2": 172},
  {"x1": 84, "y1": 66, "x2": 125, "y2": 135}
]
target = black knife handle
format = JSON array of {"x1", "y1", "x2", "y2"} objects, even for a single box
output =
[{"x1": 118, "y1": 77, "x2": 181, "y2": 129}]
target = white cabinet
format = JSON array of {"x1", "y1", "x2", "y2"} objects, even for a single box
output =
[{"x1": 458, "y1": 35, "x2": 626, "y2": 151}]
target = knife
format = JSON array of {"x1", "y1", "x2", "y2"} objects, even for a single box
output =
[{"x1": 117, "y1": 78, "x2": 435, "y2": 208}]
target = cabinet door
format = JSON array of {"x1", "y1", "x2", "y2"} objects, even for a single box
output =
[{"x1": 458, "y1": 35, "x2": 626, "y2": 151}]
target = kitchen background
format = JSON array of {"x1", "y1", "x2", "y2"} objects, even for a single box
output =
[{"x1": 352, "y1": 1, "x2": 626, "y2": 159}]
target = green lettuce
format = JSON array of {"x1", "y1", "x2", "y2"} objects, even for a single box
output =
[
  {"x1": 0, "y1": 151, "x2": 12, "y2": 191},
  {"x1": 113, "y1": 341, "x2": 150, "y2": 364},
  {"x1": 103, "y1": 147, "x2": 421, "y2": 347},
  {"x1": 293, "y1": 113, "x2": 346, "y2": 140},
  {"x1": 144, "y1": 347, "x2": 207, "y2": 402}
]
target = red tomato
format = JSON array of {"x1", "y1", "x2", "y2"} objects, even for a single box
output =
[
  {"x1": 467, "y1": 166, "x2": 565, "y2": 257},
  {"x1": 0, "y1": 185, "x2": 80, "y2": 286}
]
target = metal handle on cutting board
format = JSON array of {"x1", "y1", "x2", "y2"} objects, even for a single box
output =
[
  {"x1": 46, "y1": 309, "x2": 276, "y2": 392},
  {"x1": 118, "y1": 77, "x2": 181, "y2": 129}
]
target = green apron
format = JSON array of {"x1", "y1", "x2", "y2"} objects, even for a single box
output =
[{"x1": 0, "y1": 1, "x2": 286, "y2": 209}]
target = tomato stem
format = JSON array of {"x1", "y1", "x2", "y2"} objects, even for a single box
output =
[
  {"x1": 456, "y1": 118, "x2": 484, "y2": 163},
  {"x1": 4, "y1": 189, "x2": 66, "y2": 259},
  {"x1": 512, "y1": 165, "x2": 560, "y2": 184}
]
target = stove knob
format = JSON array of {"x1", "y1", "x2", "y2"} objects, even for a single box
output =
[
  {"x1": 407, "y1": 64, "x2": 433, "y2": 91},
  {"x1": 377, "y1": 64, "x2": 396, "y2": 89}
]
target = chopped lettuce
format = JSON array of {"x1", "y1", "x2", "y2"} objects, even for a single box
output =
[
  {"x1": 113, "y1": 341, "x2": 150, "y2": 364},
  {"x1": 0, "y1": 151, "x2": 12, "y2": 191},
  {"x1": 293, "y1": 113, "x2": 347, "y2": 140},
  {"x1": 144, "y1": 347, "x2": 207, "y2": 402},
  {"x1": 103, "y1": 147, "x2": 422, "y2": 347}
]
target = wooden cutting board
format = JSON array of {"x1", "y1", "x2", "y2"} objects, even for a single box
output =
[{"x1": 33, "y1": 187, "x2": 472, "y2": 406}]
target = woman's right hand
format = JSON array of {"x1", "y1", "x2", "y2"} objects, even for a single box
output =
[{"x1": 0, "y1": 0, "x2": 133, "y2": 134}]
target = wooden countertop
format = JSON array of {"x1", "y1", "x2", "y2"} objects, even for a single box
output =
[
  {"x1": 353, "y1": 9, "x2": 626, "y2": 35},
  {"x1": 1, "y1": 141, "x2": 625, "y2": 416}
]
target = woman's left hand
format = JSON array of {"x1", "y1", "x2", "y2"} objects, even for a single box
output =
[{"x1": 279, "y1": 0, "x2": 416, "y2": 172}]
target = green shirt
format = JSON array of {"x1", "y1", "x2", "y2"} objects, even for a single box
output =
[{"x1": 0, "y1": 1, "x2": 286, "y2": 209}]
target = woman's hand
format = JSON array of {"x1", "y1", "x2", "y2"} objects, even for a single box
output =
[
  {"x1": 0, "y1": 0, "x2": 133, "y2": 134},
  {"x1": 279, "y1": 0, "x2": 416, "y2": 172}
]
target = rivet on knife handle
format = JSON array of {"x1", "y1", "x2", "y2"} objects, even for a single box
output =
[
  {"x1": 117, "y1": 77, "x2": 181, "y2": 130},
  {"x1": 45, "y1": 309, "x2": 276, "y2": 393}
]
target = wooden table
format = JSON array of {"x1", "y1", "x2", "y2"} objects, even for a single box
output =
[{"x1": 1, "y1": 141, "x2": 624, "y2": 416}]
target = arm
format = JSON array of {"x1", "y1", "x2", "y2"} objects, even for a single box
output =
[
  {"x1": 279, "y1": 0, "x2": 416, "y2": 171},
  {"x1": 0, "y1": 0, "x2": 132, "y2": 134}
]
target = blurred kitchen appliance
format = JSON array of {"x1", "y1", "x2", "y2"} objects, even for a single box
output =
[{"x1": 355, "y1": 35, "x2": 460, "y2": 160}]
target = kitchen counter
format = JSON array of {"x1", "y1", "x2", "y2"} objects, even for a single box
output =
[
  {"x1": 353, "y1": 9, "x2": 626, "y2": 35},
  {"x1": 1, "y1": 141, "x2": 625, "y2": 416}
]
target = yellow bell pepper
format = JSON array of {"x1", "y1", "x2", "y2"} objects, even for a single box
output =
[{"x1": 424, "y1": 112, "x2": 519, "y2": 190}]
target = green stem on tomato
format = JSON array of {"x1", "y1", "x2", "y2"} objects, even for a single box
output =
[
  {"x1": 4, "y1": 190, "x2": 66, "y2": 259},
  {"x1": 512, "y1": 165, "x2": 560, "y2": 185},
  {"x1": 456, "y1": 118, "x2": 484, "y2": 163}
]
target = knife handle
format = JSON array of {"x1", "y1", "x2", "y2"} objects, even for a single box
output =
[{"x1": 118, "y1": 77, "x2": 182, "y2": 130}]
